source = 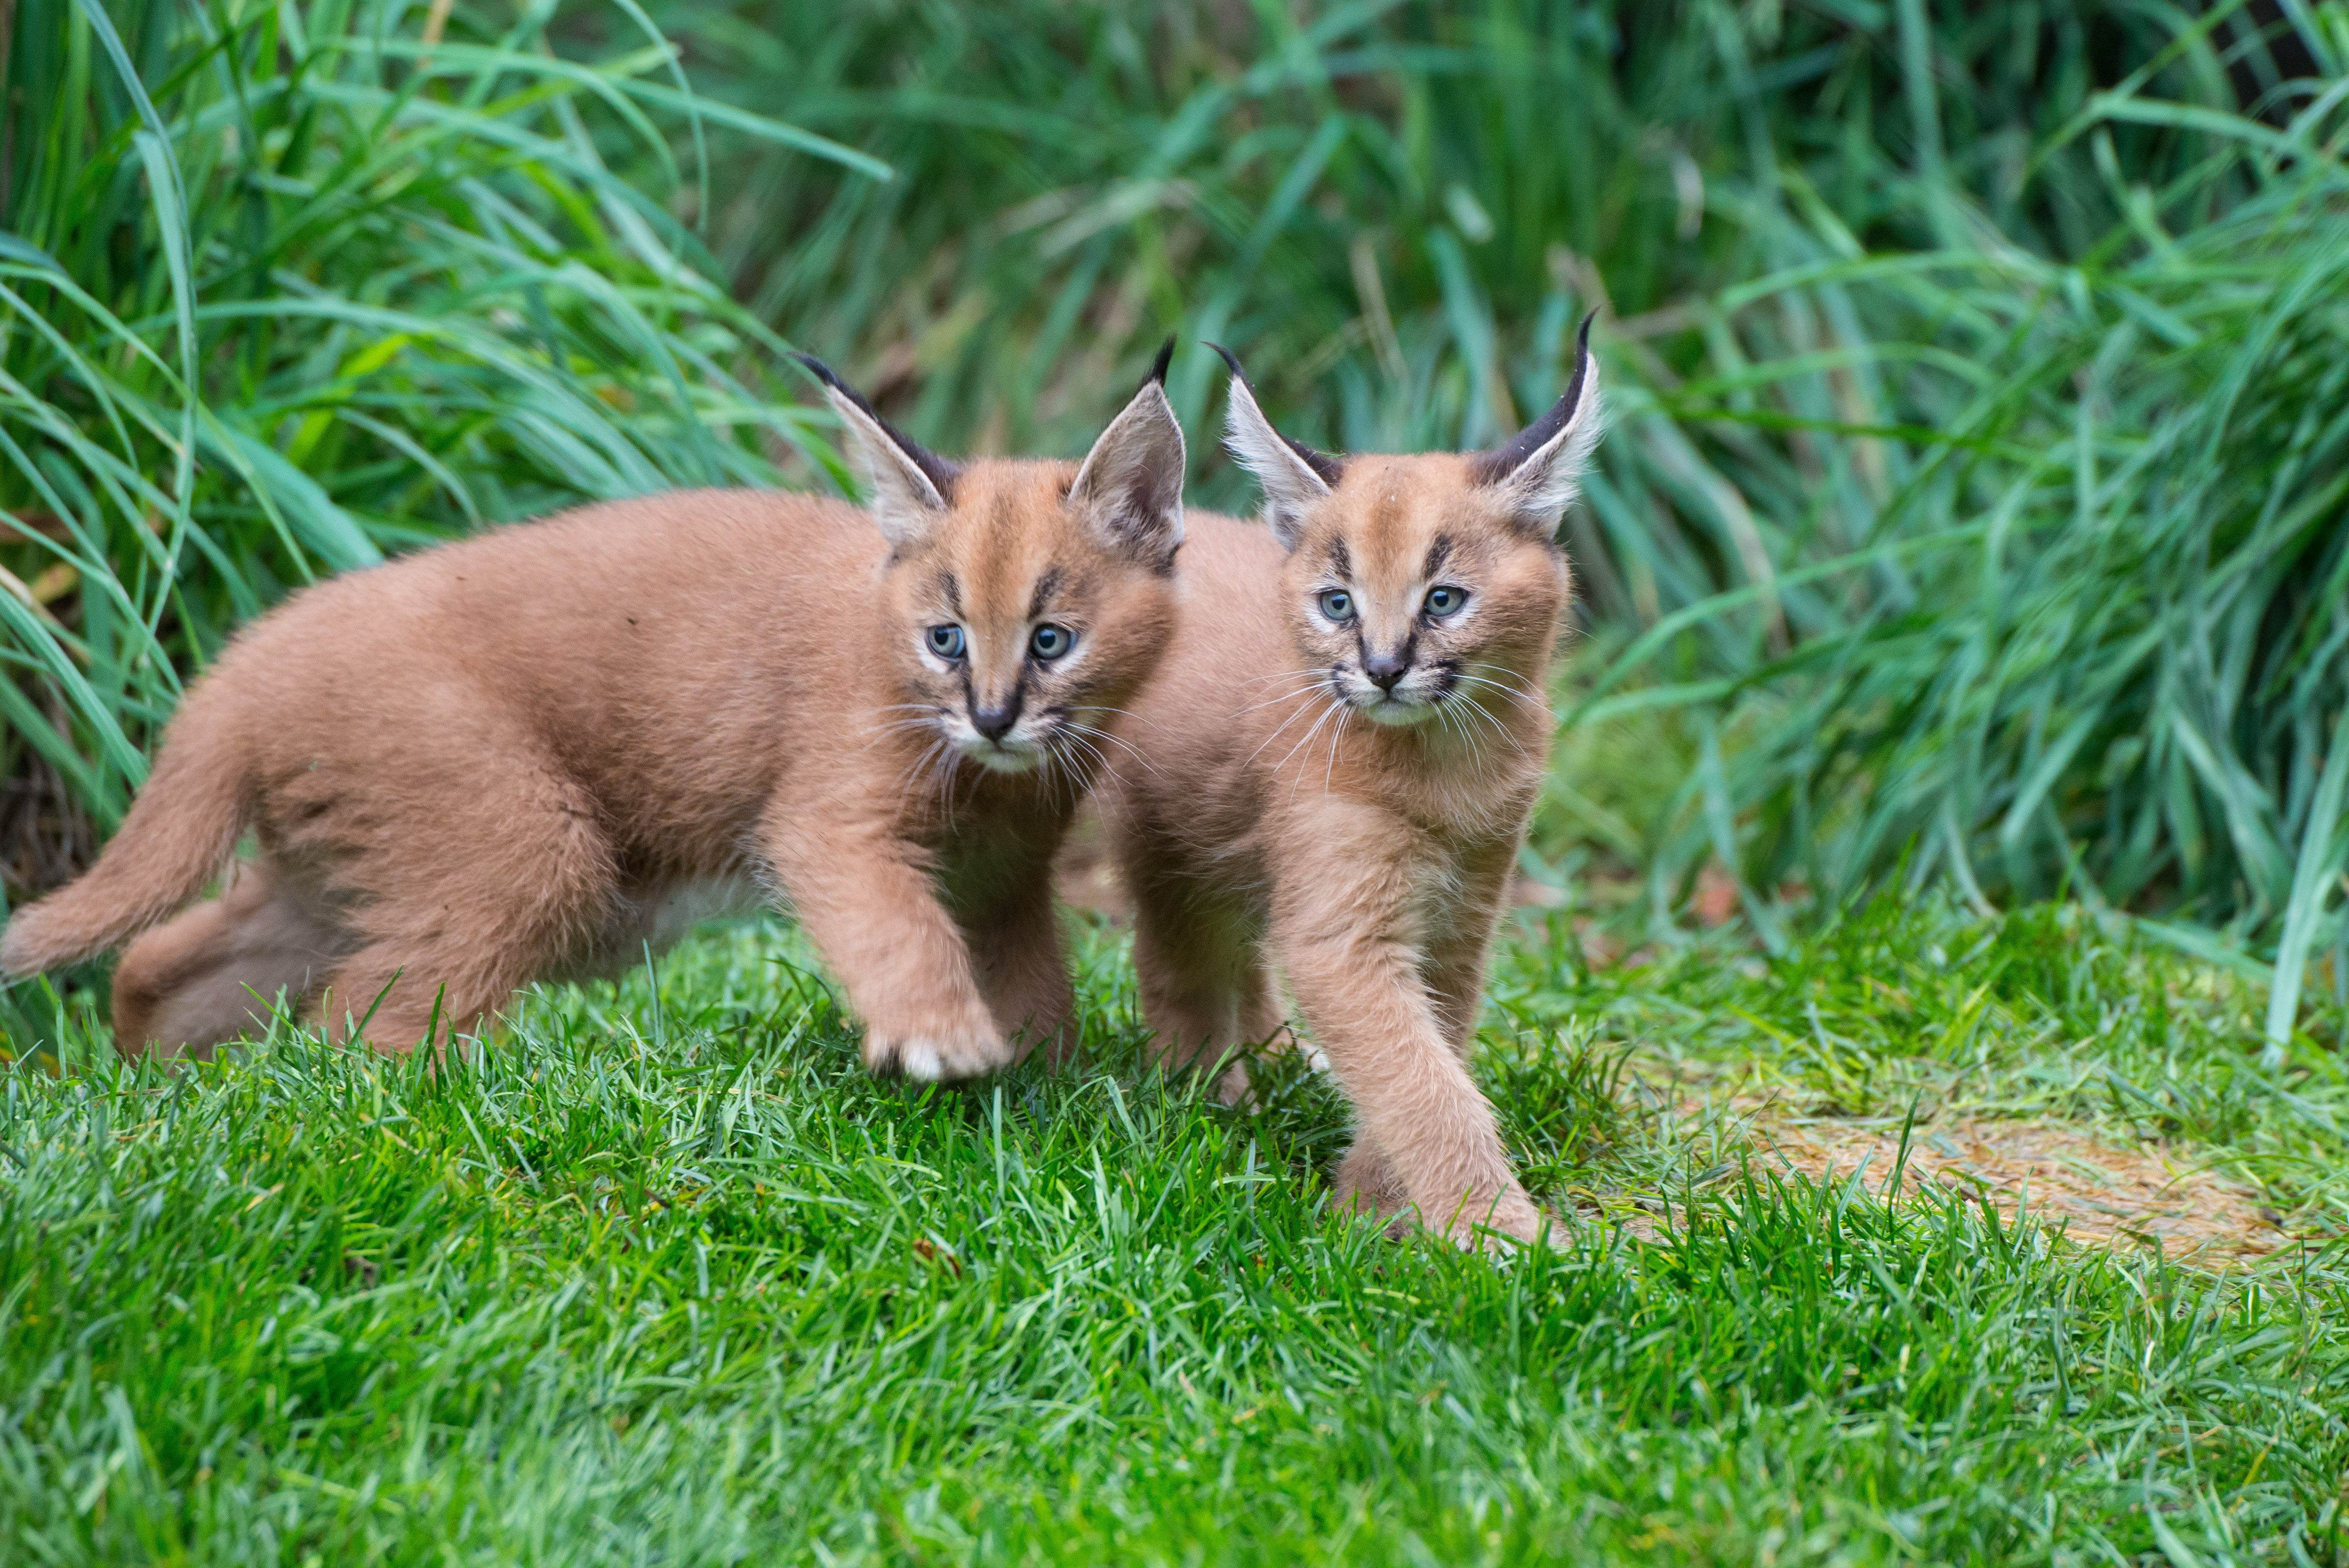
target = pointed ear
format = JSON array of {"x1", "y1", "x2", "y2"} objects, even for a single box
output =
[
  {"x1": 1069, "y1": 336, "x2": 1186, "y2": 565},
  {"x1": 792, "y1": 352, "x2": 963, "y2": 549},
  {"x1": 1210, "y1": 344, "x2": 1342, "y2": 549},
  {"x1": 1467, "y1": 312, "x2": 1604, "y2": 536}
]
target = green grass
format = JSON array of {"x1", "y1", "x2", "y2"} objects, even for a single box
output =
[
  {"x1": 4, "y1": 903, "x2": 2346, "y2": 1565},
  {"x1": 0, "y1": 0, "x2": 866, "y2": 896}
]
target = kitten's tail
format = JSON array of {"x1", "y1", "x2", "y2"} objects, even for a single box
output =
[{"x1": 0, "y1": 694, "x2": 251, "y2": 977}]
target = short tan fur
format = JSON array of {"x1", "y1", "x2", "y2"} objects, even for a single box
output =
[
  {"x1": 0, "y1": 350, "x2": 1188, "y2": 1072},
  {"x1": 1100, "y1": 322, "x2": 1602, "y2": 1247}
]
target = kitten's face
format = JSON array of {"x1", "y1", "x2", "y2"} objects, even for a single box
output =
[
  {"x1": 1279, "y1": 458, "x2": 1569, "y2": 729},
  {"x1": 799, "y1": 346, "x2": 1185, "y2": 782},
  {"x1": 1214, "y1": 326, "x2": 1601, "y2": 734},
  {"x1": 886, "y1": 463, "x2": 1178, "y2": 774}
]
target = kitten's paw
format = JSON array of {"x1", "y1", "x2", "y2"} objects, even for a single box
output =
[
  {"x1": 864, "y1": 1027, "x2": 1012, "y2": 1082},
  {"x1": 1443, "y1": 1188, "x2": 1553, "y2": 1254}
]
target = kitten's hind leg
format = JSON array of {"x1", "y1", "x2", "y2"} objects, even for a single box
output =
[
  {"x1": 1130, "y1": 887, "x2": 1261, "y2": 1102},
  {"x1": 1331, "y1": 1139, "x2": 1413, "y2": 1235},
  {"x1": 312, "y1": 764, "x2": 618, "y2": 1055},
  {"x1": 112, "y1": 860, "x2": 352, "y2": 1062}
]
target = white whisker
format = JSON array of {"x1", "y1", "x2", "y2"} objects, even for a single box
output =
[
  {"x1": 1450, "y1": 668, "x2": 1545, "y2": 706},
  {"x1": 1320, "y1": 706, "x2": 1352, "y2": 796},
  {"x1": 1245, "y1": 680, "x2": 1343, "y2": 769},
  {"x1": 1228, "y1": 678, "x2": 1333, "y2": 718},
  {"x1": 928, "y1": 740, "x2": 971, "y2": 833},
  {"x1": 1055, "y1": 726, "x2": 1113, "y2": 785},
  {"x1": 1037, "y1": 736, "x2": 1079, "y2": 809},
  {"x1": 1444, "y1": 690, "x2": 1523, "y2": 764},
  {"x1": 1063, "y1": 718, "x2": 1154, "y2": 775},
  {"x1": 1275, "y1": 698, "x2": 1347, "y2": 800}
]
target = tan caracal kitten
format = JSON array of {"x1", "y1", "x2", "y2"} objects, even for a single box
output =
[
  {"x1": 0, "y1": 347, "x2": 1188, "y2": 1070},
  {"x1": 1099, "y1": 321, "x2": 1602, "y2": 1248}
]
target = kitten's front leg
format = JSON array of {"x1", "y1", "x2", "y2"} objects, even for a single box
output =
[
  {"x1": 763, "y1": 805, "x2": 1009, "y2": 1081},
  {"x1": 1272, "y1": 819, "x2": 1542, "y2": 1250},
  {"x1": 1424, "y1": 843, "x2": 1515, "y2": 1056},
  {"x1": 1334, "y1": 845, "x2": 1520, "y2": 1222}
]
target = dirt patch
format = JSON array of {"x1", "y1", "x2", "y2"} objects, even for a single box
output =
[{"x1": 1613, "y1": 1105, "x2": 2291, "y2": 1265}]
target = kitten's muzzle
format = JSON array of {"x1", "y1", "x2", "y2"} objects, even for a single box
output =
[
  {"x1": 948, "y1": 712, "x2": 1048, "y2": 772},
  {"x1": 1335, "y1": 662, "x2": 1442, "y2": 726},
  {"x1": 971, "y1": 692, "x2": 1022, "y2": 741}
]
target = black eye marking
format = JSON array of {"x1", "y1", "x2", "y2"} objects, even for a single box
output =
[
  {"x1": 1423, "y1": 534, "x2": 1454, "y2": 581},
  {"x1": 1328, "y1": 537, "x2": 1352, "y2": 580},
  {"x1": 1027, "y1": 568, "x2": 1064, "y2": 623},
  {"x1": 938, "y1": 571, "x2": 964, "y2": 619},
  {"x1": 927, "y1": 624, "x2": 967, "y2": 659}
]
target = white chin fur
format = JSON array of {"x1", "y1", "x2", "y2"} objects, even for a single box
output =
[
  {"x1": 963, "y1": 741, "x2": 1043, "y2": 773},
  {"x1": 1356, "y1": 695, "x2": 1439, "y2": 727}
]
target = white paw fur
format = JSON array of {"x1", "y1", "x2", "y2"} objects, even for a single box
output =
[{"x1": 865, "y1": 1029, "x2": 1012, "y2": 1082}]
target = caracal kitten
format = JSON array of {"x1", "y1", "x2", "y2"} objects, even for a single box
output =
[
  {"x1": 1, "y1": 348, "x2": 1187, "y2": 1070},
  {"x1": 1099, "y1": 323, "x2": 1601, "y2": 1247}
]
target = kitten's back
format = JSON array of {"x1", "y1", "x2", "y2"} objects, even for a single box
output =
[{"x1": 0, "y1": 489, "x2": 878, "y2": 978}]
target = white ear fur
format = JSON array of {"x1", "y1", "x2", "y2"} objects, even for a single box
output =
[
  {"x1": 1221, "y1": 370, "x2": 1332, "y2": 549},
  {"x1": 1485, "y1": 357, "x2": 1603, "y2": 529},
  {"x1": 1071, "y1": 378, "x2": 1187, "y2": 560},
  {"x1": 822, "y1": 386, "x2": 949, "y2": 549}
]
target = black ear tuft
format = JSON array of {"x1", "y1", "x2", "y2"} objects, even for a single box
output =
[
  {"x1": 1206, "y1": 343, "x2": 1345, "y2": 485},
  {"x1": 1144, "y1": 335, "x2": 1176, "y2": 391},
  {"x1": 791, "y1": 350, "x2": 963, "y2": 505},
  {"x1": 788, "y1": 349, "x2": 847, "y2": 395},
  {"x1": 1468, "y1": 312, "x2": 1596, "y2": 488}
]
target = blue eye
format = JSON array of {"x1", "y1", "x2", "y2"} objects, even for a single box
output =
[
  {"x1": 1318, "y1": 589, "x2": 1355, "y2": 622},
  {"x1": 926, "y1": 624, "x2": 966, "y2": 660},
  {"x1": 1030, "y1": 624, "x2": 1073, "y2": 661},
  {"x1": 1424, "y1": 585, "x2": 1467, "y2": 617}
]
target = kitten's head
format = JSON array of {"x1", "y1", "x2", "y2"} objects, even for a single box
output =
[
  {"x1": 797, "y1": 343, "x2": 1184, "y2": 777},
  {"x1": 1213, "y1": 318, "x2": 1602, "y2": 729}
]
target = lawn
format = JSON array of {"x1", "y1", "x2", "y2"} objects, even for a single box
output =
[{"x1": 4, "y1": 895, "x2": 2344, "y2": 1565}]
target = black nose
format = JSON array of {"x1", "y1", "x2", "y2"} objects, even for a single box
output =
[
  {"x1": 972, "y1": 698, "x2": 1020, "y2": 741},
  {"x1": 1362, "y1": 650, "x2": 1409, "y2": 692}
]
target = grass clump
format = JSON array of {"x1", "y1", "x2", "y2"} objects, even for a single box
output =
[
  {"x1": 0, "y1": 0, "x2": 871, "y2": 899},
  {"x1": 3, "y1": 906, "x2": 2345, "y2": 1564}
]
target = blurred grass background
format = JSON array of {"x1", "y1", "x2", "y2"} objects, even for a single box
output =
[{"x1": 3, "y1": 0, "x2": 2346, "y2": 1045}]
